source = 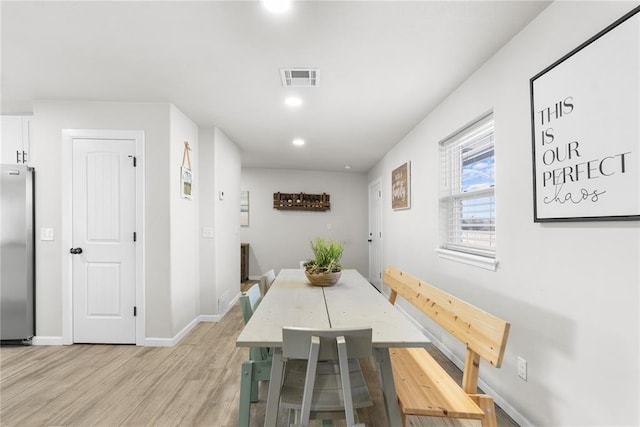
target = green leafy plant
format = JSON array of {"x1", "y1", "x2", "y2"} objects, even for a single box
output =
[{"x1": 304, "y1": 237, "x2": 343, "y2": 274}]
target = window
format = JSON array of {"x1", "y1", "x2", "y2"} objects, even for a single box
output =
[{"x1": 439, "y1": 113, "x2": 496, "y2": 265}]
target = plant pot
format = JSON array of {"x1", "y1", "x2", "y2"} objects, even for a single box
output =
[{"x1": 304, "y1": 270, "x2": 342, "y2": 287}]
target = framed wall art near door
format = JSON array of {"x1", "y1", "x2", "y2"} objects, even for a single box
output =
[
  {"x1": 181, "y1": 166, "x2": 192, "y2": 200},
  {"x1": 240, "y1": 190, "x2": 249, "y2": 226},
  {"x1": 391, "y1": 161, "x2": 411, "y2": 210},
  {"x1": 530, "y1": 6, "x2": 640, "y2": 222}
]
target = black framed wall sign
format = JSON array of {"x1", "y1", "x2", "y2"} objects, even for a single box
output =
[{"x1": 530, "y1": 6, "x2": 640, "y2": 222}]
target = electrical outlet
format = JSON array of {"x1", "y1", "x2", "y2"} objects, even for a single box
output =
[{"x1": 517, "y1": 356, "x2": 527, "y2": 381}]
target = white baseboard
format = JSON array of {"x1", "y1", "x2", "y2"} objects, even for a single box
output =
[
  {"x1": 143, "y1": 337, "x2": 174, "y2": 347},
  {"x1": 172, "y1": 317, "x2": 200, "y2": 345},
  {"x1": 32, "y1": 304, "x2": 236, "y2": 349},
  {"x1": 219, "y1": 292, "x2": 241, "y2": 315},
  {"x1": 144, "y1": 316, "x2": 200, "y2": 347},
  {"x1": 144, "y1": 309, "x2": 234, "y2": 346},
  {"x1": 32, "y1": 336, "x2": 64, "y2": 346},
  {"x1": 394, "y1": 304, "x2": 532, "y2": 427}
]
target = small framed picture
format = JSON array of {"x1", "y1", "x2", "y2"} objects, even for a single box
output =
[
  {"x1": 240, "y1": 190, "x2": 249, "y2": 226},
  {"x1": 392, "y1": 161, "x2": 411, "y2": 210},
  {"x1": 181, "y1": 167, "x2": 192, "y2": 200}
]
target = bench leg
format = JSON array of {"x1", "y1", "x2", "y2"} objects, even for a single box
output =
[{"x1": 470, "y1": 394, "x2": 498, "y2": 427}]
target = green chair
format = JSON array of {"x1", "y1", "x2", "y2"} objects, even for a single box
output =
[
  {"x1": 260, "y1": 269, "x2": 276, "y2": 296},
  {"x1": 238, "y1": 284, "x2": 273, "y2": 427}
]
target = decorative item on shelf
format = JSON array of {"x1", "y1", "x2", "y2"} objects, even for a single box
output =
[
  {"x1": 273, "y1": 192, "x2": 330, "y2": 211},
  {"x1": 303, "y1": 237, "x2": 343, "y2": 287}
]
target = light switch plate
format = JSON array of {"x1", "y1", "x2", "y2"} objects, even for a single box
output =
[{"x1": 40, "y1": 227, "x2": 55, "y2": 241}]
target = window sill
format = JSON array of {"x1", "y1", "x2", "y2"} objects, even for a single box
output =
[{"x1": 435, "y1": 249, "x2": 498, "y2": 271}]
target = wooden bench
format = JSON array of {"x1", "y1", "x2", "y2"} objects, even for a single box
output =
[{"x1": 384, "y1": 265, "x2": 510, "y2": 427}]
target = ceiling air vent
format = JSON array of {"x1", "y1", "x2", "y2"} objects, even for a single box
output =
[{"x1": 280, "y1": 68, "x2": 320, "y2": 87}]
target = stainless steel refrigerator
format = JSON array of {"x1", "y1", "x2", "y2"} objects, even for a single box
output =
[{"x1": 1, "y1": 164, "x2": 35, "y2": 343}]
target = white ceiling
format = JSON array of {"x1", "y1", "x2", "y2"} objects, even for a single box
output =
[{"x1": 1, "y1": 1, "x2": 550, "y2": 172}]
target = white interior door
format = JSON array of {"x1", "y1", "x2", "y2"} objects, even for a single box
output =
[
  {"x1": 72, "y1": 138, "x2": 136, "y2": 343},
  {"x1": 368, "y1": 179, "x2": 383, "y2": 291}
]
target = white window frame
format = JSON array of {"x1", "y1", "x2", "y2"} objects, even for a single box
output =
[{"x1": 437, "y1": 113, "x2": 498, "y2": 271}]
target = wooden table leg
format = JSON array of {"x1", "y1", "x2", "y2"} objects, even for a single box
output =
[
  {"x1": 264, "y1": 348, "x2": 284, "y2": 427},
  {"x1": 374, "y1": 347, "x2": 403, "y2": 426}
]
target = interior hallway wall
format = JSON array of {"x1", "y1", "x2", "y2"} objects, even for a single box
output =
[
  {"x1": 239, "y1": 168, "x2": 368, "y2": 279},
  {"x1": 198, "y1": 129, "x2": 217, "y2": 316},
  {"x1": 198, "y1": 128, "x2": 241, "y2": 317},
  {"x1": 31, "y1": 101, "x2": 174, "y2": 339},
  {"x1": 32, "y1": 100, "x2": 208, "y2": 344},
  {"x1": 213, "y1": 129, "x2": 241, "y2": 314},
  {"x1": 368, "y1": 2, "x2": 640, "y2": 426},
  {"x1": 169, "y1": 105, "x2": 199, "y2": 336}
]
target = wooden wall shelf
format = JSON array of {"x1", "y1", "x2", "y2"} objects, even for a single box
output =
[{"x1": 273, "y1": 192, "x2": 331, "y2": 211}]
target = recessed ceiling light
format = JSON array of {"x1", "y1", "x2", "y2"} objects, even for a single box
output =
[
  {"x1": 344, "y1": 165, "x2": 352, "y2": 170},
  {"x1": 292, "y1": 138, "x2": 305, "y2": 146},
  {"x1": 262, "y1": 0, "x2": 291, "y2": 14},
  {"x1": 285, "y1": 97, "x2": 302, "y2": 107}
]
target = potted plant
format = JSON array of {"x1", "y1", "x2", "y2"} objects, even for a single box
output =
[{"x1": 303, "y1": 237, "x2": 343, "y2": 286}]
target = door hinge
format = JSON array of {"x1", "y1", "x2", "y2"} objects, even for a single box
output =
[
  {"x1": 133, "y1": 232, "x2": 137, "y2": 242},
  {"x1": 133, "y1": 306, "x2": 137, "y2": 317},
  {"x1": 128, "y1": 155, "x2": 137, "y2": 167}
]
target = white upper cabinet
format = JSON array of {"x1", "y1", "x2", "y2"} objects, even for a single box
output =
[{"x1": 1, "y1": 116, "x2": 32, "y2": 165}]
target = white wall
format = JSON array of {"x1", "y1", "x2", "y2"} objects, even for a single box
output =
[
  {"x1": 30, "y1": 100, "x2": 219, "y2": 343},
  {"x1": 169, "y1": 105, "x2": 199, "y2": 335},
  {"x1": 368, "y1": 2, "x2": 639, "y2": 426},
  {"x1": 31, "y1": 101, "x2": 173, "y2": 339},
  {"x1": 31, "y1": 101, "x2": 241, "y2": 342},
  {"x1": 198, "y1": 128, "x2": 216, "y2": 316},
  {"x1": 197, "y1": 128, "x2": 242, "y2": 317},
  {"x1": 213, "y1": 129, "x2": 241, "y2": 314},
  {"x1": 239, "y1": 169, "x2": 368, "y2": 278}
]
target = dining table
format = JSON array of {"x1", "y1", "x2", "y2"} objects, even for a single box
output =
[{"x1": 235, "y1": 268, "x2": 430, "y2": 426}]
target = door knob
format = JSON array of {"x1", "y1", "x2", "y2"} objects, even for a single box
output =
[{"x1": 70, "y1": 247, "x2": 83, "y2": 254}]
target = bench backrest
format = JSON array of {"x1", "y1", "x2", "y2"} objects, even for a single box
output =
[{"x1": 384, "y1": 265, "x2": 510, "y2": 393}]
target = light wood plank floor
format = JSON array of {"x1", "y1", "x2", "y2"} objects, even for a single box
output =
[{"x1": 0, "y1": 304, "x2": 519, "y2": 427}]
